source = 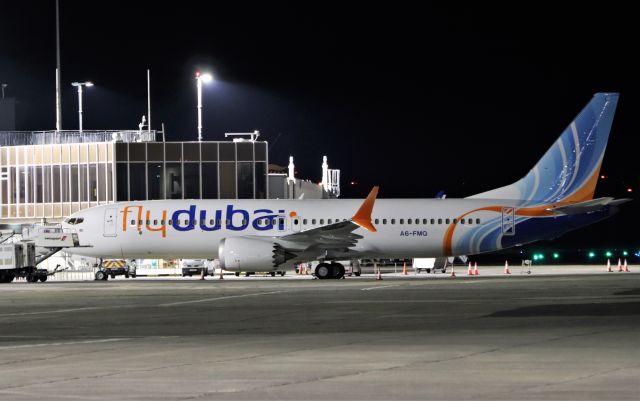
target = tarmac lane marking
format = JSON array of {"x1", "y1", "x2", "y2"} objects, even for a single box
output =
[
  {"x1": 360, "y1": 284, "x2": 403, "y2": 291},
  {"x1": 158, "y1": 290, "x2": 288, "y2": 307},
  {"x1": 0, "y1": 338, "x2": 129, "y2": 351}
]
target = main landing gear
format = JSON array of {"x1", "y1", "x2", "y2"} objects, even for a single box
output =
[{"x1": 315, "y1": 262, "x2": 345, "y2": 280}]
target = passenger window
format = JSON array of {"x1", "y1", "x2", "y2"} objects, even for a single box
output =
[
  {"x1": 445, "y1": 218, "x2": 450, "y2": 224},
  {"x1": 407, "y1": 219, "x2": 412, "y2": 224},
  {"x1": 153, "y1": 220, "x2": 158, "y2": 225},
  {"x1": 312, "y1": 219, "x2": 317, "y2": 225},
  {"x1": 320, "y1": 219, "x2": 324, "y2": 225},
  {"x1": 430, "y1": 219, "x2": 435, "y2": 225},
  {"x1": 294, "y1": 219, "x2": 299, "y2": 225},
  {"x1": 460, "y1": 219, "x2": 465, "y2": 224},
  {"x1": 130, "y1": 219, "x2": 135, "y2": 226},
  {"x1": 453, "y1": 218, "x2": 457, "y2": 224},
  {"x1": 161, "y1": 220, "x2": 165, "y2": 225},
  {"x1": 437, "y1": 219, "x2": 442, "y2": 224},
  {"x1": 279, "y1": 218, "x2": 284, "y2": 226},
  {"x1": 328, "y1": 219, "x2": 332, "y2": 224},
  {"x1": 391, "y1": 219, "x2": 395, "y2": 224},
  {"x1": 383, "y1": 219, "x2": 387, "y2": 224},
  {"x1": 225, "y1": 219, "x2": 230, "y2": 225},
  {"x1": 168, "y1": 220, "x2": 173, "y2": 225},
  {"x1": 303, "y1": 219, "x2": 308, "y2": 225},
  {"x1": 242, "y1": 219, "x2": 247, "y2": 225},
  {"x1": 374, "y1": 218, "x2": 379, "y2": 224},
  {"x1": 476, "y1": 218, "x2": 481, "y2": 224},
  {"x1": 210, "y1": 219, "x2": 214, "y2": 225},
  {"x1": 139, "y1": 220, "x2": 143, "y2": 226},
  {"x1": 399, "y1": 219, "x2": 404, "y2": 224}
]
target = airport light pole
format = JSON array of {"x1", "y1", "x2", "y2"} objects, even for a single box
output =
[
  {"x1": 71, "y1": 81, "x2": 93, "y2": 132},
  {"x1": 195, "y1": 71, "x2": 213, "y2": 142}
]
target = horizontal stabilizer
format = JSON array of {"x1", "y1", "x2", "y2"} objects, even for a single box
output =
[{"x1": 545, "y1": 197, "x2": 632, "y2": 215}]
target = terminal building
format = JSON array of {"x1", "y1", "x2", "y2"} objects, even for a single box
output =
[{"x1": 0, "y1": 130, "x2": 340, "y2": 225}]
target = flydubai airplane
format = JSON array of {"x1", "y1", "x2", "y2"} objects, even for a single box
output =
[{"x1": 63, "y1": 93, "x2": 629, "y2": 279}]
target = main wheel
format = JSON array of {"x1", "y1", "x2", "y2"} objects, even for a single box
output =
[
  {"x1": 315, "y1": 263, "x2": 331, "y2": 280},
  {"x1": 235, "y1": 272, "x2": 240, "y2": 277},
  {"x1": 26, "y1": 274, "x2": 37, "y2": 283},
  {"x1": 39, "y1": 275, "x2": 47, "y2": 282},
  {"x1": 270, "y1": 271, "x2": 276, "y2": 277},
  {"x1": 279, "y1": 271, "x2": 286, "y2": 276},
  {"x1": 332, "y1": 263, "x2": 345, "y2": 279},
  {"x1": 95, "y1": 271, "x2": 107, "y2": 281}
]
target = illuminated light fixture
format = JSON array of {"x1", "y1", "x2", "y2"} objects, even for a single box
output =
[
  {"x1": 71, "y1": 81, "x2": 94, "y2": 133},
  {"x1": 195, "y1": 70, "x2": 214, "y2": 142},
  {"x1": 600, "y1": 175, "x2": 608, "y2": 179},
  {"x1": 622, "y1": 251, "x2": 628, "y2": 256},
  {"x1": 605, "y1": 251, "x2": 613, "y2": 257},
  {"x1": 553, "y1": 252, "x2": 559, "y2": 259},
  {"x1": 588, "y1": 251, "x2": 596, "y2": 258},
  {"x1": 627, "y1": 187, "x2": 633, "y2": 193}
]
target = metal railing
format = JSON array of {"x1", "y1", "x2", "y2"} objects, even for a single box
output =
[{"x1": 0, "y1": 130, "x2": 157, "y2": 146}]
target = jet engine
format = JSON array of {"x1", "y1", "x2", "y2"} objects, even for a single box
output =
[{"x1": 218, "y1": 237, "x2": 296, "y2": 271}]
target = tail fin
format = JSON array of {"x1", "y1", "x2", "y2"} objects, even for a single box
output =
[{"x1": 469, "y1": 93, "x2": 619, "y2": 205}]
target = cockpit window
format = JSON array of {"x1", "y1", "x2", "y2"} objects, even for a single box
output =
[{"x1": 65, "y1": 217, "x2": 84, "y2": 225}]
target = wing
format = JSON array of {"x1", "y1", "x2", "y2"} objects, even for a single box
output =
[{"x1": 275, "y1": 186, "x2": 379, "y2": 256}]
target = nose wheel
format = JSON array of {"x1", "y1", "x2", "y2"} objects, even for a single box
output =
[{"x1": 315, "y1": 262, "x2": 345, "y2": 279}]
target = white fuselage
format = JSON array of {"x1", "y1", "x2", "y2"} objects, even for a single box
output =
[{"x1": 63, "y1": 198, "x2": 527, "y2": 262}]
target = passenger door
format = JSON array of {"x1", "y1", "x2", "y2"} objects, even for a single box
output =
[{"x1": 103, "y1": 208, "x2": 117, "y2": 237}]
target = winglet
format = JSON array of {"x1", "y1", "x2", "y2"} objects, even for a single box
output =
[{"x1": 352, "y1": 186, "x2": 379, "y2": 232}]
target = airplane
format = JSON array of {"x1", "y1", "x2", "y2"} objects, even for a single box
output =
[{"x1": 63, "y1": 93, "x2": 629, "y2": 279}]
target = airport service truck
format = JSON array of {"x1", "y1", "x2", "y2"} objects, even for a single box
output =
[{"x1": 0, "y1": 242, "x2": 51, "y2": 283}]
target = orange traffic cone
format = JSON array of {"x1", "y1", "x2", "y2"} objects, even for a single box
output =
[
  {"x1": 504, "y1": 261, "x2": 511, "y2": 274},
  {"x1": 473, "y1": 262, "x2": 479, "y2": 276},
  {"x1": 617, "y1": 258, "x2": 623, "y2": 272},
  {"x1": 403, "y1": 261, "x2": 407, "y2": 275},
  {"x1": 624, "y1": 259, "x2": 630, "y2": 272},
  {"x1": 450, "y1": 266, "x2": 456, "y2": 277},
  {"x1": 607, "y1": 259, "x2": 613, "y2": 272},
  {"x1": 467, "y1": 262, "x2": 473, "y2": 276}
]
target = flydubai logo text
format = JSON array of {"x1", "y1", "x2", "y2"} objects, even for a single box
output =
[{"x1": 122, "y1": 205, "x2": 289, "y2": 238}]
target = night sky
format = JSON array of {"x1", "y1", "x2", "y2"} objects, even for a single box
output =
[{"x1": 0, "y1": 2, "x2": 638, "y2": 253}]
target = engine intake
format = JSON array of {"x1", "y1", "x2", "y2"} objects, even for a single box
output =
[{"x1": 218, "y1": 237, "x2": 296, "y2": 271}]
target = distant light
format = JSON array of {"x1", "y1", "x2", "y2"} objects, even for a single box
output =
[
  {"x1": 85, "y1": 82, "x2": 94, "y2": 87},
  {"x1": 605, "y1": 251, "x2": 613, "y2": 257},
  {"x1": 635, "y1": 251, "x2": 640, "y2": 258},
  {"x1": 195, "y1": 71, "x2": 201, "y2": 77},
  {"x1": 622, "y1": 251, "x2": 628, "y2": 256},
  {"x1": 588, "y1": 251, "x2": 596, "y2": 258},
  {"x1": 350, "y1": 181, "x2": 357, "y2": 186},
  {"x1": 553, "y1": 252, "x2": 559, "y2": 259},
  {"x1": 201, "y1": 73, "x2": 213, "y2": 83},
  {"x1": 600, "y1": 175, "x2": 608, "y2": 179},
  {"x1": 627, "y1": 187, "x2": 633, "y2": 193}
]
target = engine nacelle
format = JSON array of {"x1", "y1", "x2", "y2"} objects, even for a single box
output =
[{"x1": 218, "y1": 237, "x2": 296, "y2": 271}]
